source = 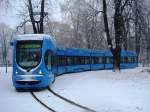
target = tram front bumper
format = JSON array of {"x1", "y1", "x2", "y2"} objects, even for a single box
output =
[{"x1": 14, "y1": 75, "x2": 43, "y2": 85}]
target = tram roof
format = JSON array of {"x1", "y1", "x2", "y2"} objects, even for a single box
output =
[
  {"x1": 14, "y1": 34, "x2": 55, "y2": 41},
  {"x1": 104, "y1": 51, "x2": 137, "y2": 56},
  {"x1": 56, "y1": 47, "x2": 137, "y2": 57},
  {"x1": 65, "y1": 48, "x2": 91, "y2": 56},
  {"x1": 121, "y1": 51, "x2": 137, "y2": 56}
]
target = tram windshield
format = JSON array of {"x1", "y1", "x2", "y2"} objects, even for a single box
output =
[{"x1": 16, "y1": 41, "x2": 42, "y2": 70}]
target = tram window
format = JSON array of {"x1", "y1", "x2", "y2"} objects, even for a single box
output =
[
  {"x1": 45, "y1": 50, "x2": 52, "y2": 70},
  {"x1": 91, "y1": 57, "x2": 94, "y2": 64},
  {"x1": 58, "y1": 56, "x2": 66, "y2": 66},
  {"x1": 75, "y1": 56, "x2": 85, "y2": 65},
  {"x1": 133, "y1": 57, "x2": 136, "y2": 63},
  {"x1": 132, "y1": 57, "x2": 134, "y2": 63},
  {"x1": 85, "y1": 57, "x2": 90, "y2": 64},
  {"x1": 67, "y1": 56, "x2": 74, "y2": 65},
  {"x1": 51, "y1": 55, "x2": 58, "y2": 66},
  {"x1": 91, "y1": 57, "x2": 99, "y2": 64},
  {"x1": 78, "y1": 56, "x2": 85, "y2": 65},
  {"x1": 91, "y1": 57, "x2": 95, "y2": 64},
  {"x1": 81, "y1": 57, "x2": 85, "y2": 64},
  {"x1": 121, "y1": 57, "x2": 123, "y2": 63},
  {"x1": 16, "y1": 41, "x2": 42, "y2": 70},
  {"x1": 98, "y1": 57, "x2": 103, "y2": 64},
  {"x1": 94, "y1": 57, "x2": 99, "y2": 64},
  {"x1": 121, "y1": 57, "x2": 125, "y2": 63},
  {"x1": 121, "y1": 56, "x2": 135, "y2": 63},
  {"x1": 134, "y1": 57, "x2": 137, "y2": 63},
  {"x1": 106, "y1": 57, "x2": 113, "y2": 64},
  {"x1": 67, "y1": 56, "x2": 71, "y2": 65},
  {"x1": 74, "y1": 57, "x2": 77, "y2": 65},
  {"x1": 128, "y1": 57, "x2": 133, "y2": 63},
  {"x1": 124, "y1": 57, "x2": 128, "y2": 63},
  {"x1": 133, "y1": 57, "x2": 137, "y2": 63}
]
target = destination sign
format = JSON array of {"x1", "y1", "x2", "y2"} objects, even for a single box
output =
[{"x1": 19, "y1": 44, "x2": 41, "y2": 49}]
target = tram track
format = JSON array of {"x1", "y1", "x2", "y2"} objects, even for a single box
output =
[
  {"x1": 47, "y1": 87, "x2": 96, "y2": 112},
  {"x1": 30, "y1": 91, "x2": 56, "y2": 112},
  {"x1": 30, "y1": 88, "x2": 96, "y2": 112}
]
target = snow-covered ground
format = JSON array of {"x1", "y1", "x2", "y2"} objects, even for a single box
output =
[{"x1": 0, "y1": 67, "x2": 150, "y2": 112}]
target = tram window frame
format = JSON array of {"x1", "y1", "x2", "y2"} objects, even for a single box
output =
[{"x1": 45, "y1": 50, "x2": 52, "y2": 70}]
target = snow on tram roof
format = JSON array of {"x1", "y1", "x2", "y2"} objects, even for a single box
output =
[{"x1": 14, "y1": 34, "x2": 55, "y2": 41}]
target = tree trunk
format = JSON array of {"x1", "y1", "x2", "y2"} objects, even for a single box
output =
[
  {"x1": 134, "y1": 0, "x2": 140, "y2": 62},
  {"x1": 113, "y1": 0, "x2": 123, "y2": 71},
  {"x1": 102, "y1": 0, "x2": 122, "y2": 71},
  {"x1": 102, "y1": 0, "x2": 113, "y2": 49},
  {"x1": 28, "y1": 0, "x2": 38, "y2": 33},
  {"x1": 112, "y1": 47, "x2": 121, "y2": 71},
  {"x1": 39, "y1": 0, "x2": 45, "y2": 33}
]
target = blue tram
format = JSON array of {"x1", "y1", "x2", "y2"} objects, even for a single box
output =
[
  {"x1": 11, "y1": 34, "x2": 138, "y2": 89},
  {"x1": 11, "y1": 34, "x2": 56, "y2": 89}
]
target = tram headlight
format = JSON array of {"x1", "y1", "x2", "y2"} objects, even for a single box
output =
[
  {"x1": 15, "y1": 70, "x2": 18, "y2": 74},
  {"x1": 39, "y1": 70, "x2": 42, "y2": 74}
]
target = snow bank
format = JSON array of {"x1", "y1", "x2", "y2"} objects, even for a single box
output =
[
  {"x1": 52, "y1": 67, "x2": 150, "y2": 112},
  {"x1": 0, "y1": 67, "x2": 150, "y2": 112}
]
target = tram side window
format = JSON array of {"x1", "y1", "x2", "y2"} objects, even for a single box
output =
[
  {"x1": 74, "y1": 57, "x2": 78, "y2": 65},
  {"x1": 132, "y1": 57, "x2": 137, "y2": 63},
  {"x1": 51, "y1": 55, "x2": 58, "y2": 66},
  {"x1": 58, "y1": 56, "x2": 66, "y2": 66},
  {"x1": 67, "y1": 56, "x2": 74, "y2": 66},
  {"x1": 94, "y1": 57, "x2": 99, "y2": 64},
  {"x1": 85, "y1": 57, "x2": 90, "y2": 64},
  {"x1": 106, "y1": 57, "x2": 113, "y2": 64},
  {"x1": 133, "y1": 57, "x2": 137, "y2": 63},
  {"x1": 45, "y1": 50, "x2": 52, "y2": 70},
  {"x1": 91, "y1": 57, "x2": 99, "y2": 64},
  {"x1": 74, "y1": 56, "x2": 85, "y2": 65},
  {"x1": 81, "y1": 57, "x2": 85, "y2": 65},
  {"x1": 125, "y1": 57, "x2": 128, "y2": 63},
  {"x1": 98, "y1": 57, "x2": 103, "y2": 64},
  {"x1": 91, "y1": 57, "x2": 94, "y2": 64},
  {"x1": 121, "y1": 56, "x2": 135, "y2": 63},
  {"x1": 78, "y1": 56, "x2": 85, "y2": 65},
  {"x1": 128, "y1": 57, "x2": 133, "y2": 63},
  {"x1": 121, "y1": 57, "x2": 125, "y2": 63}
]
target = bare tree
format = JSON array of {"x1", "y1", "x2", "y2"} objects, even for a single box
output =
[
  {"x1": 102, "y1": 0, "x2": 136, "y2": 71},
  {"x1": 27, "y1": 0, "x2": 47, "y2": 33},
  {"x1": 60, "y1": 0, "x2": 106, "y2": 49},
  {"x1": 0, "y1": 0, "x2": 11, "y2": 9},
  {"x1": 0, "y1": 23, "x2": 13, "y2": 72},
  {"x1": 15, "y1": 0, "x2": 49, "y2": 34}
]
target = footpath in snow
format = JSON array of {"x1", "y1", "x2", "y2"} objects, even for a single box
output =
[{"x1": 0, "y1": 67, "x2": 150, "y2": 112}]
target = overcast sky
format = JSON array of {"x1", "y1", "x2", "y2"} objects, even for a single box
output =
[{"x1": 0, "y1": 0, "x2": 62, "y2": 29}]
